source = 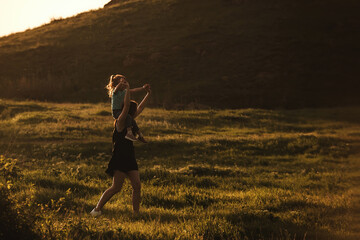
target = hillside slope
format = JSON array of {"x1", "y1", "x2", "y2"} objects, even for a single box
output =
[{"x1": 0, "y1": 0, "x2": 359, "y2": 108}]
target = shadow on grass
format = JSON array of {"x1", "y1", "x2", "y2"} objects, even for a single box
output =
[
  {"x1": 224, "y1": 210, "x2": 334, "y2": 240},
  {"x1": 2, "y1": 142, "x2": 112, "y2": 161},
  {"x1": 267, "y1": 199, "x2": 348, "y2": 219},
  {"x1": 137, "y1": 136, "x2": 350, "y2": 166},
  {"x1": 179, "y1": 165, "x2": 233, "y2": 177},
  {"x1": 209, "y1": 136, "x2": 350, "y2": 157},
  {"x1": 142, "y1": 194, "x2": 188, "y2": 209},
  {"x1": 31, "y1": 177, "x2": 101, "y2": 197},
  {"x1": 2, "y1": 133, "x2": 350, "y2": 168},
  {"x1": 220, "y1": 108, "x2": 360, "y2": 127},
  {"x1": 141, "y1": 190, "x2": 216, "y2": 210},
  {"x1": 287, "y1": 107, "x2": 360, "y2": 125},
  {"x1": 95, "y1": 206, "x2": 195, "y2": 224},
  {"x1": 0, "y1": 102, "x2": 48, "y2": 120},
  {"x1": 142, "y1": 167, "x2": 222, "y2": 180}
]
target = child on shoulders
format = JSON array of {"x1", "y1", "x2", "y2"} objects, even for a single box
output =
[{"x1": 106, "y1": 74, "x2": 148, "y2": 143}]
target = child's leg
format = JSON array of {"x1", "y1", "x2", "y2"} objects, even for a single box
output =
[
  {"x1": 131, "y1": 118, "x2": 140, "y2": 135},
  {"x1": 125, "y1": 115, "x2": 139, "y2": 135},
  {"x1": 124, "y1": 115, "x2": 137, "y2": 141},
  {"x1": 130, "y1": 118, "x2": 147, "y2": 143},
  {"x1": 125, "y1": 115, "x2": 133, "y2": 129}
]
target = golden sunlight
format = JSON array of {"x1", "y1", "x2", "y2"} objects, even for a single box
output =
[{"x1": 0, "y1": 0, "x2": 109, "y2": 37}]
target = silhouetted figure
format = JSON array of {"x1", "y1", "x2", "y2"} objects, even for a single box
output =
[{"x1": 90, "y1": 81, "x2": 152, "y2": 217}]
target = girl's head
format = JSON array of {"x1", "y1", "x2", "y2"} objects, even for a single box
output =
[
  {"x1": 128, "y1": 100, "x2": 138, "y2": 117},
  {"x1": 105, "y1": 74, "x2": 126, "y2": 97}
]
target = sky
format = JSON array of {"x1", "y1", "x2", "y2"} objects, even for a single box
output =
[{"x1": 0, "y1": 0, "x2": 109, "y2": 37}]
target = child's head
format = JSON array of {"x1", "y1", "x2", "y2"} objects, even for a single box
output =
[{"x1": 106, "y1": 74, "x2": 126, "y2": 97}]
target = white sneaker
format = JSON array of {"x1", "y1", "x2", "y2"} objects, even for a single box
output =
[{"x1": 90, "y1": 208, "x2": 102, "y2": 217}]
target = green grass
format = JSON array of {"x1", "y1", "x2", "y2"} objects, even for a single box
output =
[
  {"x1": 1, "y1": 99, "x2": 360, "y2": 239},
  {"x1": 0, "y1": 0, "x2": 359, "y2": 108}
]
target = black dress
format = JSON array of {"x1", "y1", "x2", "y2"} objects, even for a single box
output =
[{"x1": 105, "y1": 126, "x2": 138, "y2": 177}]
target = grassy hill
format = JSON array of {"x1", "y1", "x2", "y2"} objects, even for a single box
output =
[{"x1": 0, "y1": 0, "x2": 359, "y2": 108}]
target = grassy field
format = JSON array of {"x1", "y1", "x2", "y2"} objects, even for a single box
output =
[{"x1": 0, "y1": 99, "x2": 359, "y2": 239}]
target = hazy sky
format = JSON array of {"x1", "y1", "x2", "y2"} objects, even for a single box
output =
[{"x1": 0, "y1": 0, "x2": 109, "y2": 37}]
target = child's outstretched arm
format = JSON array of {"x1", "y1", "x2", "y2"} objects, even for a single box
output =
[{"x1": 129, "y1": 84, "x2": 150, "y2": 94}]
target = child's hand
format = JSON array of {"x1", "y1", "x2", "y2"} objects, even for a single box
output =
[{"x1": 143, "y1": 84, "x2": 151, "y2": 92}]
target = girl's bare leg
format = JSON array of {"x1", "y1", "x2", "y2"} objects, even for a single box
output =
[
  {"x1": 126, "y1": 170, "x2": 141, "y2": 214},
  {"x1": 95, "y1": 170, "x2": 126, "y2": 211}
]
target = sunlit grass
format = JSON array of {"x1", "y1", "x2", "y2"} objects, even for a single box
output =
[{"x1": 0, "y1": 99, "x2": 359, "y2": 239}]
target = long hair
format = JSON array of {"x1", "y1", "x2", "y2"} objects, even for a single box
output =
[{"x1": 105, "y1": 74, "x2": 125, "y2": 97}]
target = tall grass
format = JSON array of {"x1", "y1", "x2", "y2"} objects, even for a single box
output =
[{"x1": 0, "y1": 99, "x2": 359, "y2": 239}]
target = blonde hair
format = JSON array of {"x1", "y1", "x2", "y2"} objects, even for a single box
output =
[{"x1": 105, "y1": 74, "x2": 126, "y2": 97}]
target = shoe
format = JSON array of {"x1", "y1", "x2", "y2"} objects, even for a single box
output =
[
  {"x1": 138, "y1": 135, "x2": 148, "y2": 143},
  {"x1": 137, "y1": 131, "x2": 148, "y2": 143},
  {"x1": 90, "y1": 208, "x2": 102, "y2": 217},
  {"x1": 125, "y1": 132, "x2": 138, "y2": 141}
]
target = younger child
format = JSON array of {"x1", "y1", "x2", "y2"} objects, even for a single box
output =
[{"x1": 106, "y1": 74, "x2": 148, "y2": 143}]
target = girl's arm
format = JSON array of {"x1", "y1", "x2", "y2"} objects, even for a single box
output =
[
  {"x1": 134, "y1": 87, "x2": 151, "y2": 119},
  {"x1": 115, "y1": 83, "x2": 130, "y2": 132}
]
